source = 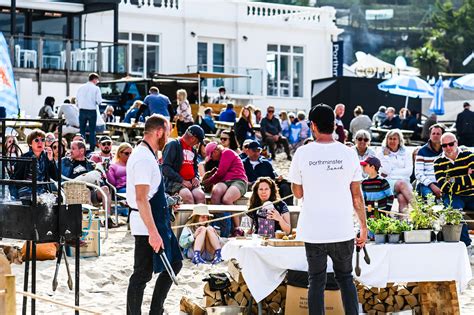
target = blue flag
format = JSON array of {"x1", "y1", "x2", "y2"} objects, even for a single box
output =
[{"x1": 0, "y1": 32, "x2": 19, "y2": 118}]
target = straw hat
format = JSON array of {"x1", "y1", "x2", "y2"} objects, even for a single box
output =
[{"x1": 188, "y1": 204, "x2": 214, "y2": 220}]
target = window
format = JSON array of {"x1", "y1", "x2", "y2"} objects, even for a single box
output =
[
  {"x1": 119, "y1": 32, "x2": 160, "y2": 76},
  {"x1": 266, "y1": 44, "x2": 304, "y2": 97},
  {"x1": 197, "y1": 40, "x2": 228, "y2": 89}
]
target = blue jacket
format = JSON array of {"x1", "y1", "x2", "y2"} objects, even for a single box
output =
[
  {"x1": 243, "y1": 156, "x2": 277, "y2": 184},
  {"x1": 219, "y1": 109, "x2": 236, "y2": 122},
  {"x1": 61, "y1": 157, "x2": 95, "y2": 179}
]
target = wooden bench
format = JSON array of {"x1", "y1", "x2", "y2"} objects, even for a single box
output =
[
  {"x1": 204, "y1": 191, "x2": 252, "y2": 205},
  {"x1": 172, "y1": 204, "x2": 301, "y2": 237}
]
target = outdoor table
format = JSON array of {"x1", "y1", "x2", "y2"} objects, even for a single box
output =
[
  {"x1": 222, "y1": 239, "x2": 472, "y2": 303},
  {"x1": 5, "y1": 120, "x2": 43, "y2": 140},
  {"x1": 371, "y1": 127, "x2": 414, "y2": 144},
  {"x1": 214, "y1": 121, "x2": 235, "y2": 136},
  {"x1": 106, "y1": 122, "x2": 144, "y2": 143}
]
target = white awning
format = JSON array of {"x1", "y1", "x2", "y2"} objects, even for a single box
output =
[{"x1": 0, "y1": 0, "x2": 84, "y2": 13}]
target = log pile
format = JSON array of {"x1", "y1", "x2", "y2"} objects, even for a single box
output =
[
  {"x1": 356, "y1": 281, "x2": 421, "y2": 314},
  {"x1": 202, "y1": 259, "x2": 287, "y2": 314}
]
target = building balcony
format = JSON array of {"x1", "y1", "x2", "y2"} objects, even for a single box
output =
[{"x1": 8, "y1": 35, "x2": 128, "y2": 75}]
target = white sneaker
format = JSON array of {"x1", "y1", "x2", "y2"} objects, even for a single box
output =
[{"x1": 467, "y1": 245, "x2": 474, "y2": 265}]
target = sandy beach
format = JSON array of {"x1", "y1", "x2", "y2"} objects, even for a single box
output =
[{"x1": 2, "y1": 152, "x2": 474, "y2": 314}]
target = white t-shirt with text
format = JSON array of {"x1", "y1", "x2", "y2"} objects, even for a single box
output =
[
  {"x1": 126, "y1": 145, "x2": 162, "y2": 236},
  {"x1": 288, "y1": 141, "x2": 362, "y2": 243}
]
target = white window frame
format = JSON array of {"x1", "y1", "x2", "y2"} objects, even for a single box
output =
[
  {"x1": 266, "y1": 44, "x2": 304, "y2": 98},
  {"x1": 119, "y1": 32, "x2": 160, "y2": 76}
]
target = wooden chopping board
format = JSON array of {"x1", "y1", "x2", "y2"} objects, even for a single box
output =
[{"x1": 265, "y1": 239, "x2": 304, "y2": 247}]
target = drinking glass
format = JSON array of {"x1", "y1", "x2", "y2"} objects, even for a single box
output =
[{"x1": 240, "y1": 216, "x2": 252, "y2": 236}]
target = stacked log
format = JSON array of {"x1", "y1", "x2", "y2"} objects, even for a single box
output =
[
  {"x1": 202, "y1": 259, "x2": 287, "y2": 314},
  {"x1": 356, "y1": 281, "x2": 421, "y2": 314}
]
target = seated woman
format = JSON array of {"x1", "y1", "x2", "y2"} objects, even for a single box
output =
[
  {"x1": 107, "y1": 143, "x2": 133, "y2": 193},
  {"x1": 220, "y1": 130, "x2": 241, "y2": 154},
  {"x1": 179, "y1": 204, "x2": 223, "y2": 265},
  {"x1": 377, "y1": 129, "x2": 413, "y2": 213},
  {"x1": 235, "y1": 106, "x2": 255, "y2": 147},
  {"x1": 3, "y1": 135, "x2": 22, "y2": 199},
  {"x1": 51, "y1": 138, "x2": 68, "y2": 167},
  {"x1": 13, "y1": 129, "x2": 58, "y2": 201},
  {"x1": 248, "y1": 177, "x2": 291, "y2": 235},
  {"x1": 102, "y1": 105, "x2": 115, "y2": 123},
  {"x1": 353, "y1": 129, "x2": 376, "y2": 161},
  {"x1": 123, "y1": 100, "x2": 142, "y2": 123}
]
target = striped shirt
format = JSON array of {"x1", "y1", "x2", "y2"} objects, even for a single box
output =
[
  {"x1": 361, "y1": 176, "x2": 394, "y2": 214},
  {"x1": 415, "y1": 141, "x2": 442, "y2": 187},
  {"x1": 434, "y1": 148, "x2": 474, "y2": 197}
]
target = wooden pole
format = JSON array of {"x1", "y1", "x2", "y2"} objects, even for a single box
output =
[{"x1": 5, "y1": 275, "x2": 16, "y2": 315}]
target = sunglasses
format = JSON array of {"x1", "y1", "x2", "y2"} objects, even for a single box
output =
[
  {"x1": 357, "y1": 138, "x2": 369, "y2": 142},
  {"x1": 268, "y1": 110, "x2": 274, "y2": 113},
  {"x1": 441, "y1": 141, "x2": 456, "y2": 148},
  {"x1": 220, "y1": 138, "x2": 229, "y2": 141},
  {"x1": 101, "y1": 142, "x2": 112, "y2": 146},
  {"x1": 33, "y1": 138, "x2": 45, "y2": 143},
  {"x1": 52, "y1": 145, "x2": 58, "y2": 150},
  {"x1": 122, "y1": 151, "x2": 132, "y2": 156}
]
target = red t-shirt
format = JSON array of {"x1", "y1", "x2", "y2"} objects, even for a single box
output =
[{"x1": 179, "y1": 138, "x2": 195, "y2": 181}]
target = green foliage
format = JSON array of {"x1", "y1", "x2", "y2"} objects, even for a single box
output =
[
  {"x1": 386, "y1": 219, "x2": 402, "y2": 234},
  {"x1": 399, "y1": 220, "x2": 412, "y2": 232},
  {"x1": 368, "y1": 216, "x2": 409, "y2": 234},
  {"x1": 409, "y1": 193, "x2": 438, "y2": 230},
  {"x1": 440, "y1": 207, "x2": 463, "y2": 225},
  {"x1": 412, "y1": 43, "x2": 448, "y2": 77}
]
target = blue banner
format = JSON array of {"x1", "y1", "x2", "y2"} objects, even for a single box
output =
[
  {"x1": 332, "y1": 40, "x2": 343, "y2": 77},
  {"x1": 0, "y1": 32, "x2": 19, "y2": 118}
]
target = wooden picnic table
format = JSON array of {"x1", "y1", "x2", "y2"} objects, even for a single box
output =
[
  {"x1": 214, "y1": 121, "x2": 260, "y2": 136},
  {"x1": 4, "y1": 121, "x2": 43, "y2": 140},
  {"x1": 371, "y1": 127, "x2": 414, "y2": 144},
  {"x1": 106, "y1": 122, "x2": 144, "y2": 143}
]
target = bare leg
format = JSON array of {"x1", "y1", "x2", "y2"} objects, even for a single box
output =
[
  {"x1": 193, "y1": 229, "x2": 206, "y2": 251},
  {"x1": 211, "y1": 183, "x2": 227, "y2": 205},
  {"x1": 179, "y1": 187, "x2": 194, "y2": 204},
  {"x1": 192, "y1": 187, "x2": 206, "y2": 204},
  {"x1": 206, "y1": 226, "x2": 222, "y2": 252},
  {"x1": 395, "y1": 181, "x2": 411, "y2": 213},
  {"x1": 222, "y1": 186, "x2": 243, "y2": 229}
]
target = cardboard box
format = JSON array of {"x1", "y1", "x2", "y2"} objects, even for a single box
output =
[
  {"x1": 67, "y1": 219, "x2": 101, "y2": 257},
  {"x1": 285, "y1": 285, "x2": 344, "y2": 315}
]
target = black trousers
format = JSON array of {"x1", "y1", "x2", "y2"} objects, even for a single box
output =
[{"x1": 126, "y1": 236, "x2": 183, "y2": 315}]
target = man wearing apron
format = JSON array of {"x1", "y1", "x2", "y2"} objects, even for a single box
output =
[{"x1": 126, "y1": 114, "x2": 183, "y2": 315}]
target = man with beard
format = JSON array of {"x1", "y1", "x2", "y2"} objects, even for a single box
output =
[
  {"x1": 90, "y1": 136, "x2": 114, "y2": 163},
  {"x1": 126, "y1": 114, "x2": 182, "y2": 315}
]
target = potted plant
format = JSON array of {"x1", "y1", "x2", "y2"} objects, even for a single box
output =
[
  {"x1": 398, "y1": 220, "x2": 412, "y2": 243},
  {"x1": 386, "y1": 219, "x2": 402, "y2": 244},
  {"x1": 405, "y1": 193, "x2": 437, "y2": 243},
  {"x1": 440, "y1": 207, "x2": 464, "y2": 242},
  {"x1": 368, "y1": 217, "x2": 388, "y2": 244}
]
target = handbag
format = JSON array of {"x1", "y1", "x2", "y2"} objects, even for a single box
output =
[
  {"x1": 256, "y1": 208, "x2": 276, "y2": 238},
  {"x1": 203, "y1": 273, "x2": 231, "y2": 305}
]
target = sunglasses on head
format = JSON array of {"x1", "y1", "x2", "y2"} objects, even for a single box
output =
[
  {"x1": 102, "y1": 142, "x2": 112, "y2": 146},
  {"x1": 357, "y1": 138, "x2": 369, "y2": 142},
  {"x1": 122, "y1": 151, "x2": 132, "y2": 156},
  {"x1": 33, "y1": 138, "x2": 45, "y2": 143},
  {"x1": 441, "y1": 141, "x2": 456, "y2": 148}
]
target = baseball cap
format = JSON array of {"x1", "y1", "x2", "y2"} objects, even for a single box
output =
[
  {"x1": 360, "y1": 156, "x2": 381, "y2": 171},
  {"x1": 187, "y1": 125, "x2": 205, "y2": 144},
  {"x1": 242, "y1": 139, "x2": 253, "y2": 148},
  {"x1": 205, "y1": 142, "x2": 218, "y2": 158},
  {"x1": 247, "y1": 140, "x2": 262, "y2": 151},
  {"x1": 99, "y1": 136, "x2": 112, "y2": 144}
]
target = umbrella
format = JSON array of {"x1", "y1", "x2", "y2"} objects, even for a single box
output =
[
  {"x1": 378, "y1": 75, "x2": 434, "y2": 108},
  {"x1": 453, "y1": 74, "x2": 474, "y2": 91},
  {"x1": 429, "y1": 78, "x2": 445, "y2": 115}
]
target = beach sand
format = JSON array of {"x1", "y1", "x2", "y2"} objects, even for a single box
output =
[{"x1": 3, "y1": 152, "x2": 474, "y2": 314}]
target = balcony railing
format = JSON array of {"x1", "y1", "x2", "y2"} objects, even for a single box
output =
[
  {"x1": 121, "y1": 0, "x2": 180, "y2": 9},
  {"x1": 186, "y1": 64, "x2": 263, "y2": 97},
  {"x1": 8, "y1": 35, "x2": 128, "y2": 74}
]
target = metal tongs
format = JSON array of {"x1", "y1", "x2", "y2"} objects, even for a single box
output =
[
  {"x1": 157, "y1": 249, "x2": 179, "y2": 285},
  {"x1": 52, "y1": 236, "x2": 73, "y2": 291},
  {"x1": 355, "y1": 232, "x2": 371, "y2": 277}
]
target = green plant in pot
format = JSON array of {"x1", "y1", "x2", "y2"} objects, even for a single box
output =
[
  {"x1": 368, "y1": 217, "x2": 389, "y2": 244},
  {"x1": 439, "y1": 206, "x2": 464, "y2": 242},
  {"x1": 386, "y1": 219, "x2": 402, "y2": 244},
  {"x1": 405, "y1": 193, "x2": 437, "y2": 243}
]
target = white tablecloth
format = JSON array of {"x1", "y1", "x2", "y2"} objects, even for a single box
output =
[{"x1": 222, "y1": 239, "x2": 472, "y2": 303}]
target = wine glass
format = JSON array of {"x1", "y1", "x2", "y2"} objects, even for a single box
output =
[{"x1": 240, "y1": 216, "x2": 252, "y2": 237}]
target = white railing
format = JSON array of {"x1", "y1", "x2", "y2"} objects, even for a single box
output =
[
  {"x1": 120, "y1": 0, "x2": 180, "y2": 10},
  {"x1": 245, "y1": 2, "x2": 335, "y2": 26}
]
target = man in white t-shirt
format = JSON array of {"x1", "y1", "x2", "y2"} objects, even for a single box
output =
[
  {"x1": 126, "y1": 115, "x2": 182, "y2": 315},
  {"x1": 288, "y1": 104, "x2": 367, "y2": 315}
]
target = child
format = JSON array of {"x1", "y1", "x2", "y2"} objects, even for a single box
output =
[
  {"x1": 179, "y1": 204, "x2": 223, "y2": 265},
  {"x1": 361, "y1": 156, "x2": 394, "y2": 218}
]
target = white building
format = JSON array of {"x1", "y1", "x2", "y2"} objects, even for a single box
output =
[{"x1": 10, "y1": 0, "x2": 341, "y2": 114}]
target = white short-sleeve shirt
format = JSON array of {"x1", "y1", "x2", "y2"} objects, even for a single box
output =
[
  {"x1": 288, "y1": 141, "x2": 363, "y2": 243},
  {"x1": 126, "y1": 145, "x2": 162, "y2": 236}
]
